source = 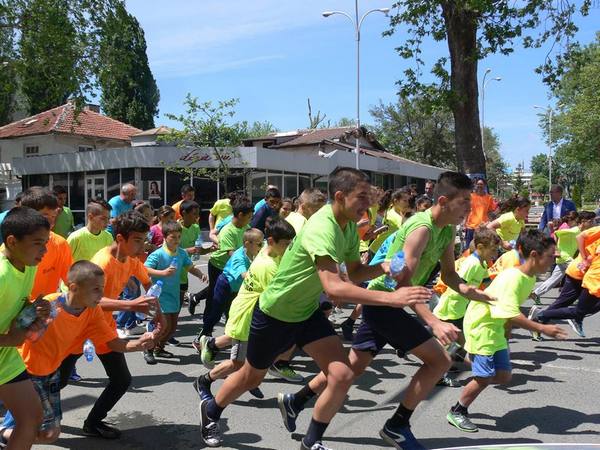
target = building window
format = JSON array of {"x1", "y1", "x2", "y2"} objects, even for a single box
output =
[
  {"x1": 24, "y1": 146, "x2": 39, "y2": 157},
  {"x1": 78, "y1": 145, "x2": 94, "y2": 152}
]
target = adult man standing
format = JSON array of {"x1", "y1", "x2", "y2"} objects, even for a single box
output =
[
  {"x1": 108, "y1": 184, "x2": 137, "y2": 235},
  {"x1": 463, "y1": 178, "x2": 496, "y2": 250},
  {"x1": 538, "y1": 185, "x2": 577, "y2": 233},
  {"x1": 424, "y1": 180, "x2": 436, "y2": 202}
]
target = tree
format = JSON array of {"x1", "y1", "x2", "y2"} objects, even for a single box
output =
[
  {"x1": 583, "y1": 163, "x2": 600, "y2": 204},
  {"x1": 98, "y1": 3, "x2": 159, "y2": 129},
  {"x1": 385, "y1": 1, "x2": 591, "y2": 176},
  {"x1": 17, "y1": 0, "x2": 80, "y2": 114},
  {"x1": 482, "y1": 126, "x2": 509, "y2": 196},
  {"x1": 370, "y1": 96, "x2": 456, "y2": 168},
  {"x1": 531, "y1": 173, "x2": 549, "y2": 195},
  {"x1": 530, "y1": 153, "x2": 549, "y2": 179},
  {"x1": 243, "y1": 120, "x2": 278, "y2": 138},
  {"x1": 0, "y1": 22, "x2": 16, "y2": 125}
]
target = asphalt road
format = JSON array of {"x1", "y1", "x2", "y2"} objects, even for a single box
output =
[{"x1": 30, "y1": 271, "x2": 600, "y2": 450}]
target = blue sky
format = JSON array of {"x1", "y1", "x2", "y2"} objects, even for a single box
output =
[{"x1": 125, "y1": 1, "x2": 597, "y2": 171}]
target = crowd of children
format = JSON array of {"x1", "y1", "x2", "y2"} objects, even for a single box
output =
[{"x1": 0, "y1": 169, "x2": 595, "y2": 450}]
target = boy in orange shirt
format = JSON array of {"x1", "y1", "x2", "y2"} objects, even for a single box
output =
[
  {"x1": 58, "y1": 211, "x2": 163, "y2": 439},
  {"x1": 18, "y1": 187, "x2": 73, "y2": 299},
  {"x1": 1, "y1": 260, "x2": 155, "y2": 445}
]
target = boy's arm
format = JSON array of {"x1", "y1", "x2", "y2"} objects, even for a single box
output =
[
  {"x1": 316, "y1": 255, "x2": 431, "y2": 308},
  {"x1": 188, "y1": 265, "x2": 207, "y2": 282},
  {"x1": 145, "y1": 266, "x2": 176, "y2": 278},
  {"x1": 0, "y1": 320, "x2": 28, "y2": 347},
  {"x1": 99, "y1": 295, "x2": 155, "y2": 313},
  {"x1": 576, "y1": 233, "x2": 593, "y2": 271},
  {"x1": 208, "y1": 213, "x2": 217, "y2": 232},
  {"x1": 510, "y1": 313, "x2": 568, "y2": 339},
  {"x1": 107, "y1": 332, "x2": 155, "y2": 353},
  {"x1": 345, "y1": 259, "x2": 387, "y2": 283},
  {"x1": 440, "y1": 244, "x2": 494, "y2": 303}
]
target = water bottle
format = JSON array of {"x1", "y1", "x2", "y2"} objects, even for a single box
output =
[
  {"x1": 193, "y1": 235, "x2": 203, "y2": 261},
  {"x1": 169, "y1": 256, "x2": 178, "y2": 269},
  {"x1": 146, "y1": 281, "x2": 163, "y2": 318},
  {"x1": 16, "y1": 303, "x2": 38, "y2": 329},
  {"x1": 509, "y1": 239, "x2": 517, "y2": 249},
  {"x1": 83, "y1": 339, "x2": 95, "y2": 362},
  {"x1": 147, "y1": 230, "x2": 154, "y2": 243},
  {"x1": 384, "y1": 251, "x2": 406, "y2": 290}
]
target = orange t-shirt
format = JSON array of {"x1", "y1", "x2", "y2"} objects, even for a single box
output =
[
  {"x1": 91, "y1": 247, "x2": 151, "y2": 354},
  {"x1": 172, "y1": 200, "x2": 183, "y2": 220},
  {"x1": 565, "y1": 226, "x2": 600, "y2": 281},
  {"x1": 31, "y1": 231, "x2": 73, "y2": 298},
  {"x1": 19, "y1": 293, "x2": 117, "y2": 376},
  {"x1": 487, "y1": 249, "x2": 523, "y2": 280},
  {"x1": 465, "y1": 193, "x2": 495, "y2": 229}
]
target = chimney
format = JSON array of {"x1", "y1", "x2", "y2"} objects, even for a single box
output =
[{"x1": 84, "y1": 104, "x2": 100, "y2": 113}]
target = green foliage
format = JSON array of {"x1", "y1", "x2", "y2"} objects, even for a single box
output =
[
  {"x1": 482, "y1": 126, "x2": 509, "y2": 196},
  {"x1": 530, "y1": 153, "x2": 549, "y2": 178},
  {"x1": 531, "y1": 174, "x2": 549, "y2": 195},
  {"x1": 0, "y1": 22, "x2": 16, "y2": 125},
  {"x1": 243, "y1": 121, "x2": 278, "y2": 138},
  {"x1": 98, "y1": 3, "x2": 159, "y2": 129},
  {"x1": 334, "y1": 117, "x2": 356, "y2": 127},
  {"x1": 572, "y1": 183, "x2": 582, "y2": 208},
  {"x1": 369, "y1": 96, "x2": 456, "y2": 168},
  {"x1": 583, "y1": 163, "x2": 600, "y2": 203}
]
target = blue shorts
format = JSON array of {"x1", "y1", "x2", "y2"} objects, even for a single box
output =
[
  {"x1": 471, "y1": 348, "x2": 512, "y2": 378},
  {"x1": 246, "y1": 304, "x2": 337, "y2": 370},
  {"x1": 2, "y1": 370, "x2": 61, "y2": 431}
]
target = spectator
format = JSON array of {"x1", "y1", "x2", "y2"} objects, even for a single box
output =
[
  {"x1": 464, "y1": 178, "x2": 496, "y2": 250},
  {"x1": 538, "y1": 184, "x2": 577, "y2": 233},
  {"x1": 250, "y1": 187, "x2": 282, "y2": 233},
  {"x1": 253, "y1": 185, "x2": 278, "y2": 213},
  {"x1": 172, "y1": 184, "x2": 196, "y2": 220},
  {"x1": 107, "y1": 183, "x2": 137, "y2": 234},
  {"x1": 52, "y1": 185, "x2": 74, "y2": 238},
  {"x1": 423, "y1": 180, "x2": 436, "y2": 202}
]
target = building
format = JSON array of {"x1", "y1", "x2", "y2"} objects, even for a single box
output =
[{"x1": 3, "y1": 106, "x2": 448, "y2": 226}]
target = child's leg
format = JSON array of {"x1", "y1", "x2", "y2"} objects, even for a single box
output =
[
  {"x1": 202, "y1": 276, "x2": 232, "y2": 335},
  {"x1": 214, "y1": 335, "x2": 232, "y2": 349},
  {"x1": 157, "y1": 314, "x2": 176, "y2": 349},
  {"x1": 0, "y1": 375, "x2": 44, "y2": 449}
]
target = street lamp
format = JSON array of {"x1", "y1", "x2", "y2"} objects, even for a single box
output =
[
  {"x1": 533, "y1": 105, "x2": 553, "y2": 195},
  {"x1": 481, "y1": 68, "x2": 501, "y2": 159},
  {"x1": 323, "y1": 1, "x2": 390, "y2": 170}
]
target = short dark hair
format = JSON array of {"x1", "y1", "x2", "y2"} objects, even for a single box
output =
[
  {"x1": 265, "y1": 217, "x2": 295, "y2": 242},
  {"x1": 578, "y1": 211, "x2": 596, "y2": 223},
  {"x1": 181, "y1": 184, "x2": 195, "y2": 195},
  {"x1": 328, "y1": 167, "x2": 370, "y2": 199},
  {"x1": 19, "y1": 187, "x2": 59, "y2": 211},
  {"x1": 68, "y1": 260, "x2": 104, "y2": 285},
  {"x1": 550, "y1": 184, "x2": 563, "y2": 194},
  {"x1": 500, "y1": 195, "x2": 531, "y2": 214},
  {"x1": 264, "y1": 187, "x2": 281, "y2": 200},
  {"x1": 53, "y1": 185, "x2": 67, "y2": 196},
  {"x1": 87, "y1": 199, "x2": 111, "y2": 215},
  {"x1": 157, "y1": 205, "x2": 175, "y2": 218},
  {"x1": 416, "y1": 195, "x2": 433, "y2": 208},
  {"x1": 434, "y1": 172, "x2": 473, "y2": 199},
  {"x1": 1, "y1": 206, "x2": 50, "y2": 242},
  {"x1": 162, "y1": 220, "x2": 183, "y2": 237},
  {"x1": 473, "y1": 227, "x2": 501, "y2": 248},
  {"x1": 114, "y1": 210, "x2": 150, "y2": 239},
  {"x1": 232, "y1": 197, "x2": 254, "y2": 216},
  {"x1": 516, "y1": 229, "x2": 555, "y2": 259},
  {"x1": 180, "y1": 200, "x2": 200, "y2": 215}
]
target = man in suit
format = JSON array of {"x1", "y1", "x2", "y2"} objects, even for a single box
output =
[{"x1": 538, "y1": 184, "x2": 577, "y2": 232}]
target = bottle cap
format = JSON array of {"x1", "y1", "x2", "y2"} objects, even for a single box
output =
[{"x1": 156, "y1": 280, "x2": 163, "y2": 286}]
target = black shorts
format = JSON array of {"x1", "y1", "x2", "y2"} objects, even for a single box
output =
[
  {"x1": 352, "y1": 305, "x2": 432, "y2": 355},
  {"x1": 442, "y1": 317, "x2": 464, "y2": 331},
  {"x1": 5, "y1": 370, "x2": 29, "y2": 384},
  {"x1": 246, "y1": 304, "x2": 337, "y2": 370},
  {"x1": 180, "y1": 283, "x2": 189, "y2": 292}
]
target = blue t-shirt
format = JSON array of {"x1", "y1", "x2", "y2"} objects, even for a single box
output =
[
  {"x1": 216, "y1": 215, "x2": 233, "y2": 233},
  {"x1": 107, "y1": 195, "x2": 133, "y2": 234},
  {"x1": 222, "y1": 247, "x2": 251, "y2": 292},
  {"x1": 254, "y1": 198, "x2": 266, "y2": 213},
  {"x1": 370, "y1": 231, "x2": 397, "y2": 266},
  {"x1": 251, "y1": 203, "x2": 277, "y2": 233},
  {"x1": 144, "y1": 246, "x2": 192, "y2": 313},
  {"x1": 0, "y1": 210, "x2": 9, "y2": 244}
]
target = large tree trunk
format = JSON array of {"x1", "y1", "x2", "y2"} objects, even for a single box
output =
[{"x1": 441, "y1": 2, "x2": 486, "y2": 176}]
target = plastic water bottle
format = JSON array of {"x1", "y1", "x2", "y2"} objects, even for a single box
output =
[
  {"x1": 83, "y1": 339, "x2": 95, "y2": 362},
  {"x1": 384, "y1": 251, "x2": 406, "y2": 290},
  {"x1": 16, "y1": 304, "x2": 38, "y2": 329},
  {"x1": 169, "y1": 256, "x2": 178, "y2": 269},
  {"x1": 509, "y1": 239, "x2": 517, "y2": 249},
  {"x1": 193, "y1": 235, "x2": 203, "y2": 261},
  {"x1": 146, "y1": 281, "x2": 163, "y2": 318}
]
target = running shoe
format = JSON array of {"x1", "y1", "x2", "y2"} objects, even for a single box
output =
[
  {"x1": 143, "y1": 350, "x2": 157, "y2": 365},
  {"x1": 69, "y1": 368, "x2": 82, "y2": 382},
  {"x1": 529, "y1": 292, "x2": 542, "y2": 305},
  {"x1": 268, "y1": 363, "x2": 304, "y2": 383},
  {"x1": 436, "y1": 375, "x2": 461, "y2": 387},
  {"x1": 82, "y1": 420, "x2": 121, "y2": 439},
  {"x1": 528, "y1": 305, "x2": 542, "y2": 341},
  {"x1": 379, "y1": 421, "x2": 426, "y2": 449},
  {"x1": 248, "y1": 387, "x2": 264, "y2": 399},
  {"x1": 567, "y1": 319, "x2": 585, "y2": 338},
  {"x1": 187, "y1": 293, "x2": 198, "y2": 315},
  {"x1": 447, "y1": 409, "x2": 478, "y2": 432},
  {"x1": 300, "y1": 441, "x2": 333, "y2": 450},
  {"x1": 277, "y1": 392, "x2": 300, "y2": 432},
  {"x1": 192, "y1": 377, "x2": 214, "y2": 401},
  {"x1": 199, "y1": 399, "x2": 223, "y2": 447},
  {"x1": 153, "y1": 348, "x2": 174, "y2": 358},
  {"x1": 199, "y1": 335, "x2": 216, "y2": 369},
  {"x1": 167, "y1": 337, "x2": 181, "y2": 346}
]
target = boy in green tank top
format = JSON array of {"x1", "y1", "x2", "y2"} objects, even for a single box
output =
[
  {"x1": 278, "y1": 172, "x2": 496, "y2": 450},
  {"x1": 198, "y1": 167, "x2": 432, "y2": 449}
]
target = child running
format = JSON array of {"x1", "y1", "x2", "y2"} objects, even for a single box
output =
[
  {"x1": 285, "y1": 188, "x2": 327, "y2": 235},
  {"x1": 193, "y1": 219, "x2": 295, "y2": 401},
  {"x1": 0, "y1": 207, "x2": 52, "y2": 449},
  {"x1": 149, "y1": 205, "x2": 175, "y2": 248},
  {"x1": 198, "y1": 167, "x2": 431, "y2": 449},
  {"x1": 67, "y1": 199, "x2": 114, "y2": 262},
  {"x1": 277, "y1": 171, "x2": 494, "y2": 450},
  {"x1": 487, "y1": 196, "x2": 530, "y2": 251},
  {"x1": 447, "y1": 229, "x2": 567, "y2": 432},
  {"x1": 1, "y1": 261, "x2": 155, "y2": 445}
]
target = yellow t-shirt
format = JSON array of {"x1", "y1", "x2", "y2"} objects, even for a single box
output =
[
  {"x1": 496, "y1": 212, "x2": 524, "y2": 242},
  {"x1": 369, "y1": 208, "x2": 405, "y2": 253},
  {"x1": 285, "y1": 211, "x2": 307, "y2": 235},
  {"x1": 67, "y1": 226, "x2": 114, "y2": 262},
  {"x1": 210, "y1": 199, "x2": 233, "y2": 225}
]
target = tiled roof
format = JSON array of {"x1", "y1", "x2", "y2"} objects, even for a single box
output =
[
  {"x1": 132, "y1": 125, "x2": 173, "y2": 137},
  {"x1": 270, "y1": 126, "x2": 385, "y2": 151},
  {"x1": 0, "y1": 104, "x2": 142, "y2": 141}
]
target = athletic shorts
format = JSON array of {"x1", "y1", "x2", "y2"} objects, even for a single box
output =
[
  {"x1": 471, "y1": 348, "x2": 511, "y2": 378},
  {"x1": 4, "y1": 370, "x2": 29, "y2": 384},
  {"x1": 352, "y1": 305, "x2": 432, "y2": 355},
  {"x1": 319, "y1": 292, "x2": 333, "y2": 311},
  {"x1": 246, "y1": 304, "x2": 337, "y2": 370},
  {"x1": 230, "y1": 339, "x2": 248, "y2": 362},
  {"x1": 2, "y1": 370, "x2": 61, "y2": 431}
]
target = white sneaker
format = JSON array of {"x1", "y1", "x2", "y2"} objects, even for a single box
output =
[{"x1": 117, "y1": 328, "x2": 128, "y2": 339}]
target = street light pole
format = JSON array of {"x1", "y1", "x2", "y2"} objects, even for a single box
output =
[
  {"x1": 480, "y1": 68, "x2": 501, "y2": 159},
  {"x1": 323, "y1": 1, "x2": 389, "y2": 170},
  {"x1": 534, "y1": 105, "x2": 553, "y2": 195}
]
